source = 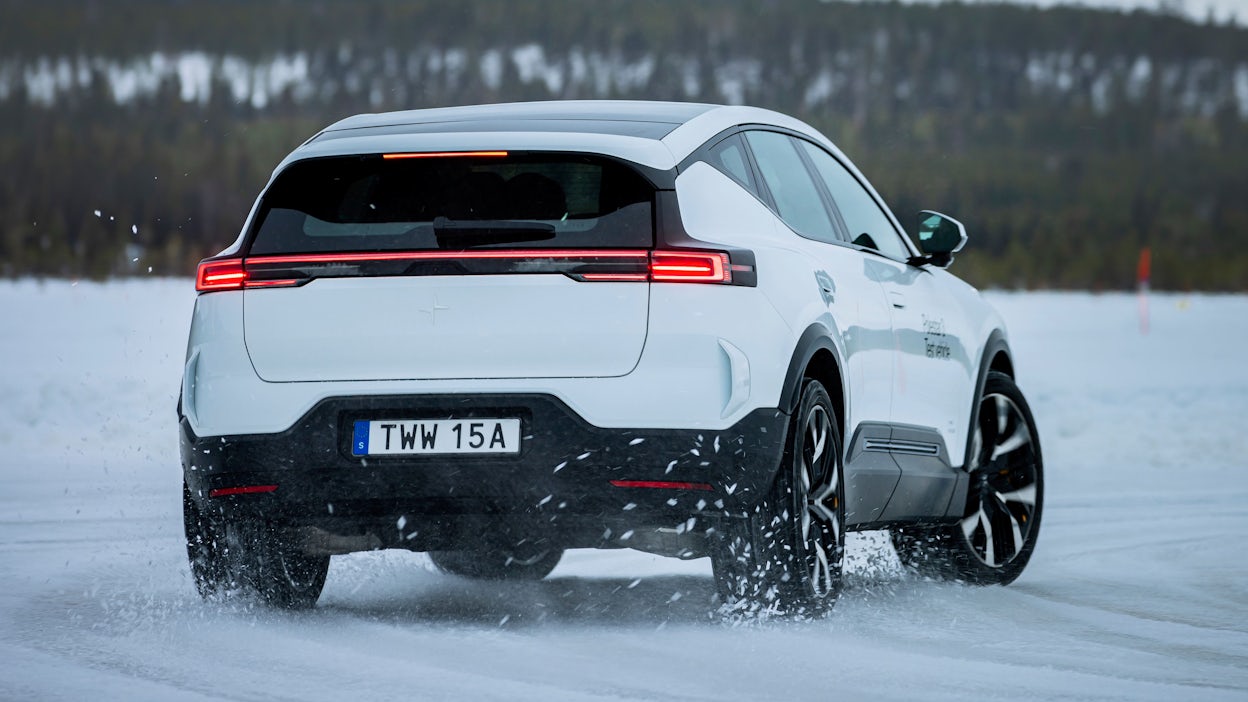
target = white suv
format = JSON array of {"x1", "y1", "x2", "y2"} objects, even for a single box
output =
[{"x1": 180, "y1": 101, "x2": 1043, "y2": 612}]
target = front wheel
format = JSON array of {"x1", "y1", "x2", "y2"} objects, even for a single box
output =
[
  {"x1": 711, "y1": 378, "x2": 845, "y2": 615},
  {"x1": 184, "y1": 482, "x2": 329, "y2": 608},
  {"x1": 892, "y1": 371, "x2": 1044, "y2": 585}
]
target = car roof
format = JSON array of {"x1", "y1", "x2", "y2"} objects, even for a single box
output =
[
  {"x1": 321, "y1": 101, "x2": 716, "y2": 137},
  {"x1": 286, "y1": 100, "x2": 839, "y2": 173}
]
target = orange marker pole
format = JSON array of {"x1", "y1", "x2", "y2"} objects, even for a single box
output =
[{"x1": 1137, "y1": 247, "x2": 1151, "y2": 335}]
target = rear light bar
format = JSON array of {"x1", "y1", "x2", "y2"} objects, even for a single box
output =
[
  {"x1": 195, "y1": 249, "x2": 754, "y2": 292},
  {"x1": 382, "y1": 151, "x2": 509, "y2": 159}
]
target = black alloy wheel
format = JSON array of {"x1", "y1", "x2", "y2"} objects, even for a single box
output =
[
  {"x1": 892, "y1": 371, "x2": 1043, "y2": 584},
  {"x1": 712, "y1": 378, "x2": 844, "y2": 614},
  {"x1": 795, "y1": 396, "x2": 843, "y2": 598}
]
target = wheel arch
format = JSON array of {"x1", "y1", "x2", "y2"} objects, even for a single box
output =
[
  {"x1": 779, "y1": 323, "x2": 848, "y2": 444},
  {"x1": 964, "y1": 329, "x2": 1013, "y2": 468}
]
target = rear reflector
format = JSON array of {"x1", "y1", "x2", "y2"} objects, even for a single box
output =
[
  {"x1": 609, "y1": 480, "x2": 714, "y2": 491},
  {"x1": 209, "y1": 485, "x2": 278, "y2": 498}
]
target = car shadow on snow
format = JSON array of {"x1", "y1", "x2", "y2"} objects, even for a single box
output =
[
  {"x1": 302, "y1": 534, "x2": 927, "y2": 628},
  {"x1": 317, "y1": 571, "x2": 721, "y2": 628}
]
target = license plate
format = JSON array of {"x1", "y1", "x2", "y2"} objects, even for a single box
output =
[{"x1": 351, "y1": 418, "x2": 521, "y2": 456}]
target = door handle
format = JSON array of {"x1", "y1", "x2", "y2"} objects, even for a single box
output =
[{"x1": 889, "y1": 291, "x2": 906, "y2": 310}]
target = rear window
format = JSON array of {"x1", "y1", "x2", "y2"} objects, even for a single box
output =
[{"x1": 248, "y1": 154, "x2": 655, "y2": 255}]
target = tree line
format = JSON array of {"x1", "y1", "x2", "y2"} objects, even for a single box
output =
[{"x1": 1, "y1": 0, "x2": 1245, "y2": 289}]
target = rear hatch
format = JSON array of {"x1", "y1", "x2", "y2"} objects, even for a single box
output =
[{"x1": 240, "y1": 151, "x2": 655, "y2": 382}]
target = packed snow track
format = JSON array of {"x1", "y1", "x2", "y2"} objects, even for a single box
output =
[{"x1": 1, "y1": 280, "x2": 1245, "y2": 700}]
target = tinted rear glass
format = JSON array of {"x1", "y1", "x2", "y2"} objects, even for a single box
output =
[{"x1": 248, "y1": 154, "x2": 654, "y2": 255}]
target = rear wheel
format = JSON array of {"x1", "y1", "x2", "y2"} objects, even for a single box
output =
[
  {"x1": 892, "y1": 371, "x2": 1043, "y2": 584},
  {"x1": 183, "y1": 482, "x2": 329, "y2": 608},
  {"x1": 429, "y1": 543, "x2": 562, "y2": 581},
  {"x1": 711, "y1": 379, "x2": 844, "y2": 615}
]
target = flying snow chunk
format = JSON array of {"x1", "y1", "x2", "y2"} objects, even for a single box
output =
[
  {"x1": 397, "y1": 515, "x2": 407, "y2": 529},
  {"x1": 629, "y1": 438, "x2": 645, "y2": 446},
  {"x1": 131, "y1": 225, "x2": 138, "y2": 234},
  {"x1": 93, "y1": 210, "x2": 101, "y2": 217}
]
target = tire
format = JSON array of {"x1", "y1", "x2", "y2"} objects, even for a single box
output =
[
  {"x1": 429, "y1": 543, "x2": 563, "y2": 581},
  {"x1": 711, "y1": 378, "x2": 845, "y2": 615},
  {"x1": 184, "y1": 481, "x2": 230, "y2": 598},
  {"x1": 892, "y1": 371, "x2": 1044, "y2": 585},
  {"x1": 183, "y1": 481, "x2": 329, "y2": 608}
]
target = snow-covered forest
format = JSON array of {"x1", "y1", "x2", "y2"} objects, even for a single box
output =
[{"x1": 1, "y1": 0, "x2": 1246, "y2": 288}]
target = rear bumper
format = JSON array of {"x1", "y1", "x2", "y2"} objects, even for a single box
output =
[{"x1": 181, "y1": 393, "x2": 789, "y2": 551}]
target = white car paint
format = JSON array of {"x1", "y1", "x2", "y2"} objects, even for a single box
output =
[
  {"x1": 243, "y1": 274, "x2": 651, "y2": 381},
  {"x1": 185, "y1": 100, "x2": 1008, "y2": 474}
]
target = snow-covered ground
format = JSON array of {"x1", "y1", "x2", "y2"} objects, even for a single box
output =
[{"x1": 1, "y1": 280, "x2": 1245, "y2": 701}]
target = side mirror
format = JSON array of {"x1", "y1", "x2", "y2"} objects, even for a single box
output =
[{"x1": 911, "y1": 210, "x2": 967, "y2": 268}]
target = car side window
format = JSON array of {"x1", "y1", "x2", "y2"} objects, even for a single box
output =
[
  {"x1": 743, "y1": 130, "x2": 839, "y2": 244},
  {"x1": 798, "y1": 141, "x2": 913, "y2": 261},
  {"x1": 705, "y1": 134, "x2": 758, "y2": 194}
]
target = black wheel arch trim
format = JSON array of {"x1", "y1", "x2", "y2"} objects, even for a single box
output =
[
  {"x1": 779, "y1": 323, "x2": 847, "y2": 421},
  {"x1": 963, "y1": 329, "x2": 1013, "y2": 470}
]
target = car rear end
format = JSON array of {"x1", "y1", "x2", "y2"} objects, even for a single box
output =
[{"x1": 181, "y1": 122, "x2": 794, "y2": 558}]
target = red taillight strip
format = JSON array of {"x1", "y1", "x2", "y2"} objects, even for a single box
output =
[
  {"x1": 650, "y1": 251, "x2": 730, "y2": 284},
  {"x1": 246, "y1": 249, "x2": 650, "y2": 266},
  {"x1": 609, "y1": 480, "x2": 714, "y2": 491},
  {"x1": 382, "y1": 151, "x2": 509, "y2": 159},
  {"x1": 209, "y1": 485, "x2": 278, "y2": 498},
  {"x1": 196, "y1": 259, "x2": 248, "y2": 291}
]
